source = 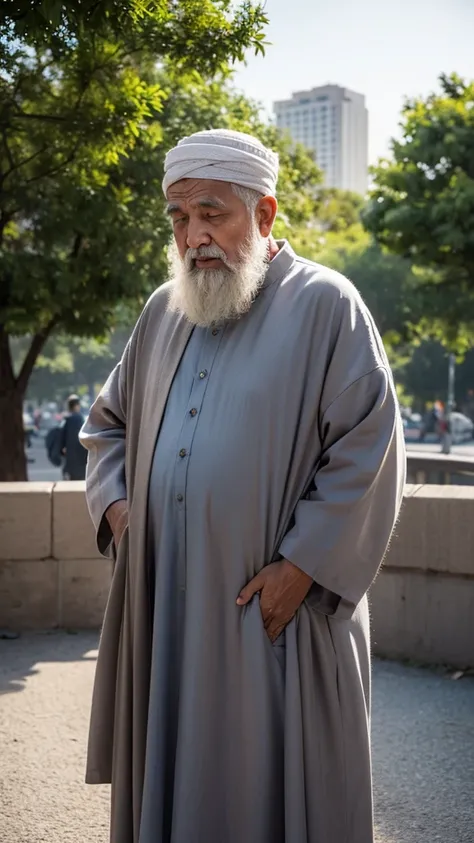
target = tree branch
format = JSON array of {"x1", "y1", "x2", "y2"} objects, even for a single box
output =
[
  {"x1": 12, "y1": 111, "x2": 69, "y2": 123},
  {"x1": 22, "y1": 142, "x2": 81, "y2": 186},
  {"x1": 70, "y1": 233, "x2": 83, "y2": 261},
  {"x1": 2, "y1": 130, "x2": 15, "y2": 172},
  {"x1": 15, "y1": 143, "x2": 50, "y2": 172},
  {"x1": 0, "y1": 140, "x2": 51, "y2": 186},
  {"x1": 0, "y1": 211, "x2": 12, "y2": 245},
  {"x1": 0, "y1": 323, "x2": 15, "y2": 391},
  {"x1": 16, "y1": 316, "x2": 60, "y2": 396}
]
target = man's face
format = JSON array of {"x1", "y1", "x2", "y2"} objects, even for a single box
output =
[
  {"x1": 165, "y1": 178, "x2": 276, "y2": 327},
  {"x1": 166, "y1": 178, "x2": 253, "y2": 267}
]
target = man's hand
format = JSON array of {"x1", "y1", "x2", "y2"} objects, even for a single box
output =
[
  {"x1": 105, "y1": 499, "x2": 128, "y2": 549},
  {"x1": 236, "y1": 560, "x2": 313, "y2": 643}
]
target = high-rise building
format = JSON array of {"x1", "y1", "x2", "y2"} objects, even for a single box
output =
[{"x1": 274, "y1": 84, "x2": 369, "y2": 195}]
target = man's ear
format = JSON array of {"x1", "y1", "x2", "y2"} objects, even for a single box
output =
[{"x1": 257, "y1": 196, "x2": 278, "y2": 237}]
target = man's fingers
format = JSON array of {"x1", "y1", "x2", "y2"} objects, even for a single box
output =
[{"x1": 236, "y1": 571, "x2": 266, "y2": 605}]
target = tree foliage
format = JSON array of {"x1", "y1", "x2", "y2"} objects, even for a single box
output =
[
  {"x1": 363, "y1": 73, "x2": 474, "y2": 341},
  {"x1": 1, "y1": 1, "x2": 268, "y2": 65},
  {"x1": 11, "y1": 330, "x2": 130, "y2": 403},
  {"x1": 0, "y1": 1, "x2": 274, "y2": 480},
  {"x1": 394, "y1": 340, "x2": 474, "y2": 414},
  {"x1": 0, "y1": 4, "x2": 328, "y2": 479}
]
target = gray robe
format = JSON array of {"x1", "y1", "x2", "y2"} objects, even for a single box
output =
[{"x1": 81, "y1": 241, "x2": 405, "y2": 843}]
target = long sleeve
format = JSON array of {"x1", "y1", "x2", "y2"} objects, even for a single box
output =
[
  {"x1": 279, "y1": 365, "x2": 406, "y2": 620},
  {"x1": 80, "y1": 354, "x2": 129, "y2": 557}
]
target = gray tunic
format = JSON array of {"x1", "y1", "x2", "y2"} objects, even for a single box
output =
[{"x1": 81, "y1": 241, "x2": 406, "y2": 843}]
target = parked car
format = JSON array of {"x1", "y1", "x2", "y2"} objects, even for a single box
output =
[
  {"x1": 404, "y1": 410, "x2": 474, "y2": 445},
  {"x1": 450, "y1": 412, "x2": 474, "y2": 444}
]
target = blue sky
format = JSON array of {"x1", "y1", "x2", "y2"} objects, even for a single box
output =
[{"x1": 233, "y1": 0, "x2": 474, "y2": 163}]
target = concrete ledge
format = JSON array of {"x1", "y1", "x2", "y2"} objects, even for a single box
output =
[
  {"x1": 59, "y1": 558, "x2": 113, "y2": 628},
  {"x1": 53, "y1": 482, "x2": 99, "y2": 560},
  {"x1": 371, "y1": 569, "x2": 474, "y2": 667},
  {"x1": 385, "y1": 484, "x2": 474, "y2": 576},
  {"x1": 0, "y1": 559, "x2": 58, "y2": 628},
  {"x1": 0, "y1": 483, "x2": 53, "y2": 560},
  {"x1": 0, "y1": 481, "x2": 107, "y2": 630},
  {"x1": 0, "y1": 482, "x2": 473, "y2": 667}
]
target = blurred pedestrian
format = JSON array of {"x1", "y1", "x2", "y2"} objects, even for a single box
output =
[{"x1": 60, "y1": 395, "x2": 87, "y2": 480}]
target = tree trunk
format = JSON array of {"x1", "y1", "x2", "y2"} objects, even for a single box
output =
[
  {"x1": 0, "y1": 324, "x2": 27, "y2": 480},
  {"x1": 0, "y1": 322, "x2": 57, "y2": 481},
  {"x1": 0, "y1": 385, "x2": 27, "y2": 481}
]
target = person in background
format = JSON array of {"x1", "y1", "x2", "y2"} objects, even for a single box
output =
[{"x1": 60, "y1": 394, "x2": 87, "y2": 480}]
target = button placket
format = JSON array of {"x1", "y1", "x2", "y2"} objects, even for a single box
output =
[
  {"x1": 174, "y1": 326, "x2": 225, "y2": 576},
  {"x1": 175, "y1": 328, "x2": 223, "y2": 517}
]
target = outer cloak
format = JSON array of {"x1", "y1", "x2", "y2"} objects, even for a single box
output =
[{"x1": 81, "y1": 242, "x2": 405, "y2": 842}]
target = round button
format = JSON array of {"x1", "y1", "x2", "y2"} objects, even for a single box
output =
[
  {"x1": 199, "y1": 370, "x2": 208, "y2": 379},
  {"x1": 190, "y1": 408, "x2": 198, "y2": 417},
  {"x1": 176, "y1": 494, "x2": 184, "y2": 502},
  {"x1": 179, "y1": 448, "x2": 187, "y2": 458}
]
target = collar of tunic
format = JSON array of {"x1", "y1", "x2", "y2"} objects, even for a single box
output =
[{"x1": 262, "y1": 240, "x2": 296, "y2": 289}]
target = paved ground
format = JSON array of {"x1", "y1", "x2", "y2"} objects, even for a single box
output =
[{"x1": 0, "y1": 632, "x2": 473, "y2": 842}]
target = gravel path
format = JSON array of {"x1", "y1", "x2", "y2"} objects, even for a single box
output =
[{"x1": 0, "y1": 631, "x2": 473, "y2": 842}]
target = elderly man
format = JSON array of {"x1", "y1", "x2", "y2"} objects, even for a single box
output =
[{"x1": 81, "y1": 129, "x2": 405, "y2": 843}]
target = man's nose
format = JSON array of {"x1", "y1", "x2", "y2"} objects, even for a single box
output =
[{"x1": 186, "y1": 220, "x2": 212, "y2": 250}]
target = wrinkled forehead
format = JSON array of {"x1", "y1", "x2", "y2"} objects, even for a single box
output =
[{"x1": 165, "y1": 178, "x2": 237, "y2": 208}]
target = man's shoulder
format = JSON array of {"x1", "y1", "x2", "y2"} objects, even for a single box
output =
[
  {"x1": 290, "y1": 251, "x2": 362, "y2": 304},
  {"x1": 285, "y1": 249, "x2": 366, "y2": 321},
  {"x1": 140, "y1": 282, "x2": 172, "y2": 319},
  {"x1": 128, "y1": 282, "x2": 174, "y2": 346}
]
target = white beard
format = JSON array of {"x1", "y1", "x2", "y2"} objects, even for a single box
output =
[{"x1": 166, "y1": 224, "x2": 269, "y2": 327}]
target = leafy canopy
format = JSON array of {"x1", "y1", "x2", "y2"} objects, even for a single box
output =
[
  {"x1": 363, "y1": 73, "x2": 474, "y2": 342},
  {"x1": 1, "y1": 1, "x2": 269, "y2": 65},
  {"x1": 0, "y1": 1, "x2": 274, "y2": 479},
  {"x1": 0, "y1": 0, "x2": 272, "y2": 345},
  {"x1": 0, "y1": 60, "x2": 323, "y2": 343}
]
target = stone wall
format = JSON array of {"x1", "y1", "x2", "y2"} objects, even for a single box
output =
[
  {"x1": 0, "y1": 482, "x2": 473, "y2": 666},
  {"x1": 0, "y1": 482, "x2": 111, "y2": 629},
  {"x1": 370, "y1": 485, "x2": 474, "y2": 667}
]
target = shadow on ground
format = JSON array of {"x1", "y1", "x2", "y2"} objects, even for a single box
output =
[{"x1": 0, "y1": 630, "x2": 99, "y2": 695}]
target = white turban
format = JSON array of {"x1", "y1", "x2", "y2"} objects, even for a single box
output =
[{"x1": 162, "y1": 129, "x2": 279, "y2": 198}]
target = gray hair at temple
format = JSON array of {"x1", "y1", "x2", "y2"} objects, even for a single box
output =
[{"x1": 231, "y1": 184, "x2": 262, "y2": 215}]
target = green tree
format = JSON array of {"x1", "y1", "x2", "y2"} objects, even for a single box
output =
[
  {"x1": 362, "y1": 73, "x2": 474, "y2": 343},
  {"x1": 1, "y1": 1, "x2": 268, "y2": 63},
  {"x1": 394, "y1": 340, "x2": 474, "y2": 414},
  {"x1": 0, "y1": 36, "x2": 324, "y2": 479},
  {"x1": 11, "y1": 330, "x2": 131, "y2": 403},
  {"x1": 0, "y1": 3, "x2": 270, "y2": 480}
]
